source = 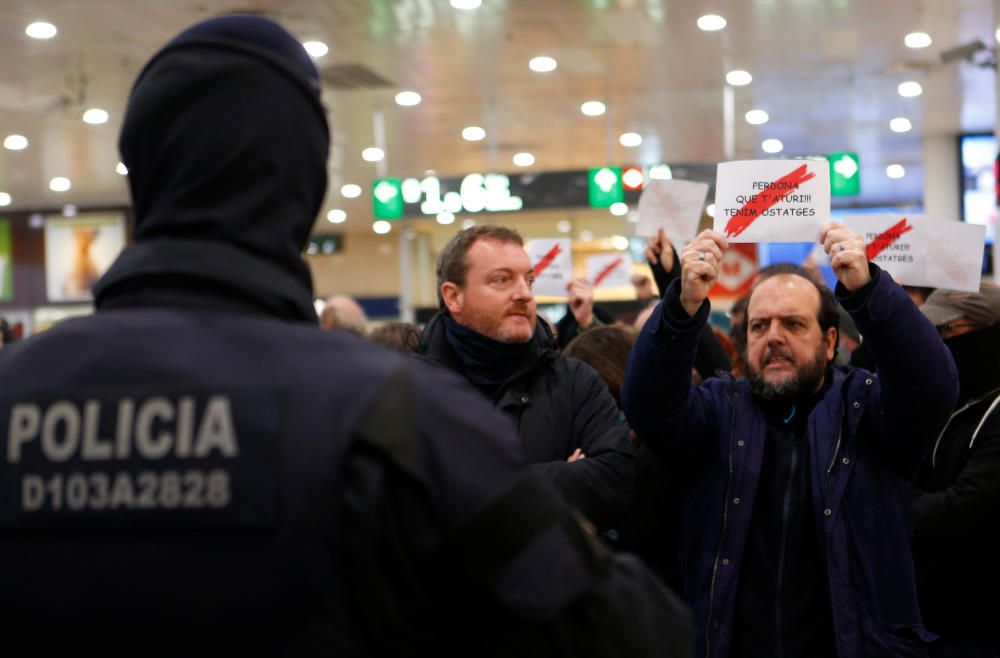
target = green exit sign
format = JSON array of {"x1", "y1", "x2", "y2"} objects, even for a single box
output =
[
  {"x1": 588, "y1": 167, "x2": 624, "y2": 208},
  {"x1": 828, "y1": 152, "x2": 860, "y2": 196},
  {"x1": 372, "y1": 178, "x2": 404, "y2": 219}
]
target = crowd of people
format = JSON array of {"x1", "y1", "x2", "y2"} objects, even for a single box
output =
[{"x1": 0, "y1": 14, "x2": 998, "y2": 658}]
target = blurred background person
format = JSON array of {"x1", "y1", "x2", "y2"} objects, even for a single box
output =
[
  {"x1": 368, "y1": 321, "x2": 422, "y2": 353},
  {"x1": 320, "y1": 293, "x2": 367, "y2": 336},
  {"x1": 0, "y1": 317, "x2": 15, "y2": 349}
]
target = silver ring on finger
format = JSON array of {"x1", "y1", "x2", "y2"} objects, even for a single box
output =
[
  {"x1": 837, "y1": 242, "x2": 846, "y2": 252},
  {"x1": 698, "y1": 251, "x2": 706, "y2": 261}
]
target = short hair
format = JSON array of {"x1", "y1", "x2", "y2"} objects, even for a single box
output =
[
  {"x1": 564, "y1": 325, "x2": 637, "y2": 406},
  {"x1": 369, "y1": 322, "x2": 422, "y2": 353},
  {"x1": 436, "y1": 225, "x2": 524, "y2": 308},
  {"x1": 742, "y1": 263, "x2": 841, "y2": 358}
]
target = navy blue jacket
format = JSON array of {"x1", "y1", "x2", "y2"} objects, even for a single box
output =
[{"x1": 622, "y1": 267, "x2": 958, "y2": 658}]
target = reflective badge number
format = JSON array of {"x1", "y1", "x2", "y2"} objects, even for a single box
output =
[{"x1": 0, "y1": 391, "x2": 281, "y2": 530}]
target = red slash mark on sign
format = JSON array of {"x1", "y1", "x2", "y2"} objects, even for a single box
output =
[
  {"x1": 724, "y1": 164, "x2": 816, "y2": 238},
  {"x1": 533, "y1": 243, "x2": 562, "y2": 276},
  {"x1": 593, "y1": 258, "x2": 623, "y2": 286},
  {"x1": 865, "y1": 218, "x2": 914, "y2": 261}
]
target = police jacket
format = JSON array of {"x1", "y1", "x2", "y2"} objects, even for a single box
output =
[
  {"x1": 0, "y1": 15, "x2": 692, "y2": 657},
  {"x1": 622, "y1": 266, "x2": 959, "y2": 658},
  {"x1": 417, "y1": 312, "x2": 636, "y2": 531}
]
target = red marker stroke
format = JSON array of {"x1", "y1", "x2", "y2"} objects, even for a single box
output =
[
  {"x1": 724, "y1": 164, "x2": 816, "y2": 238},
  {"x1": 865, "y1": 218, "x2": 914, "y2": 261},
  {"x1": 533, "y1": 243, "x2": 562, "y2": 276},
  {"x1": 593, "y1": 257, "x2": 623, "y2": 286}
]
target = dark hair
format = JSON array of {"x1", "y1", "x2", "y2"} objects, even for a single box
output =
[
  {"x1": 564, "y1": 325, "x2": 637, "y2": 407},
  {"x1": 436, "y1": 225, "x2": 524, "y2": 308},
  {"x1": 369, "y1": 322, "x2": 422, "y2": 353},
  {"x1": 741, "y1": 263, "x2": 840, "y2": 359}
]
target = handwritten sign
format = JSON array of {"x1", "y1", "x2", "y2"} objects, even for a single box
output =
[
  {"x1": 586, "y1": 253, "x2": 634, "y2": 289},
  {"x1": 714, "y1": 160, "x2": 830, "y2": 243},
  {"x1": 842, "y1": 215, "x2": 925, "y2": 284},
  {"x1": 637, "y1": 179, "x2": 710, "y2": 241},
  {"x1": 527, "y1": 238, "x2": 572, "y2": 297}
]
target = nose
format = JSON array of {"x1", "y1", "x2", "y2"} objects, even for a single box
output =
[
  {"x1": 512, "y1": 276, "x2": 533, "y2": 302},
  {"x1": 765, "y1": 320, "x2": 786, "y2": 345}
]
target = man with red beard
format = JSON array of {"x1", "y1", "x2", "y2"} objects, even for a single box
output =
[
  {"x1": 417, "y1": 226, "x2": 634, "y2": 532},
  {"x1": 622, "y1": 223, "x2": 958, "y2": 658}
]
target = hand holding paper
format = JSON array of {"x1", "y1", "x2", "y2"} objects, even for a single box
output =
[
  {"x1": 821, "y1": 222, "x2": 870, "y2": 292},
  {"x1": 567, "y1": 277, "x2": 596, "y2": 329},
  {"x1": 644, "y1": 228, "x2": 675, "y2": 271},
  {"x1": 680, "y1": 229, "x2": 728, "y2": 317}
]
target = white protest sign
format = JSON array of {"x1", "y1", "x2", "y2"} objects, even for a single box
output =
[
  {"x1": 925, "y1": 221, "x2": 985, "y2": 293},
  {"x1": 527, "y1": 238, "x2": 572, "y2": 298},
  {"x1": 586, "y1": 253, "x2": 634, "y2": 289},
  {"x1": 714, "y1": 159, "x2": 830, "y2": 243},
  {"x1": 842, "y1": 215, "x2": 925, "y2": 285},
  {"x1": 637, "y1": 179, "x2": 710, "y2": 241}
]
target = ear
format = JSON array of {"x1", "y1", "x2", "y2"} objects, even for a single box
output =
[
  {"x1": 823, "y1": 326, "x2": 837, "y2": 362},
  {"x1": 441, "y1": 282, "x2": 463, "y2": 315}
]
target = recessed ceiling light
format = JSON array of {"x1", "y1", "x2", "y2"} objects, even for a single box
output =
[
  {"x1": 302, "y1": 41, "x2": 328, "y2": 58},
  {"x1": 49, "y1": 177, "x2": 71, "y2": 192},
  {"x1": 513, "y1": 152, "x2": 535, "y2": 167},
  {"x1": 82, "y1": 108, "x2": 109, "y2": 125},
  {"x1": 436, "y1": 211, "x2": 455, "y2": 225},
  {"x1": 327, "y1": 209, "x2": 347, "y2": 223},
  {"x1": 362, "y1": 147, "x2": 385, "y2": 162},
  {"x1": 890, "y1": 117, "x2": 912, "y2": 133},
  {"x1": 610, "y1": 203, "x2": 629, "y2": 216},
  {"x1": 451, "y1": 0, "x2": 481, "y2": 8},
  {"x1": 0, "y1": 192, "x2": 11, "y2": 206},
  {"x1": 341, "y1": 184, "x2": 362, "y2": 198},
  {"x1": 462, "y1": 126, "x2": 486, "y2": 141},
  {"x1": 610, "y1": 235, "x2": 630, "y2": 250},
  {"x1": 579, "y1": 230, "x2": 594, "y2": 242},
  {"x1": 116, "y1": 162, "x2": 128, "y2": 175},
  {"x1": 529, "y1": 56, "x2": 557, "y2": 73},
  {"x1": 745, "y1": 109, "x2": 769, "y2": 125},
  {"x1": 619, "y1": 132, "x2": 642, "y2": 147},
  {"x1": 557, "y1": 220, "x2": 572, "y2": 233},
  {"x1": 761, "y1": 138, "x2": 784, "y2": 154},
  {"x1": 25, "y1": 22, "x2": 57, "y2": 39},
  {"x1": 697, "y1": 14, "x2": 727, "y2": 31},
  {"x1": 886, "y1": 164, "x2": 906, "y2": 179},
  {"x1": 4, "y1": 134, "x2": 28, "y2": 150},
  {"x1": 648, "y1": 164, "x2": 673, "y2": 180},
  {"x1": 461, "y1": 218, "x2": 476, "y2": 229},
  {"x1": 706, "y1": 204, "x2": 716, "y2": 218},
  {"x1": 898, "y1": 81, "x2": 923, "y2": 97},
  {"x1": 581, "y1": 101, "x2": 606, "y2": 117},
  {"x1": 372, "y1": 220, "x2": 392, "y2": 234},
  {"x1": 395, "y1": 90, "x2": 422, "y2": 107},
  {"x1": 726, "y1": 70, "x2": 752, "y2": 86},
  {"x1": 904, "y1": 32, "x2": 932, "y2": 49}
]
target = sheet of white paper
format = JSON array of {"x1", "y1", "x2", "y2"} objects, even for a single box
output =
[
  {"x1": 924, "y1": 221, "x2": 986, "y2": 293},
  {"x1": 713, "y1": 160, "x2": 830, "y2": 243},
  {"x1": 586, "y1": 253, "x2": 634, "y2": 289},
  {"x1": 841, "y1": 214, "x2": 925, "y2": 285},
  {"x1": 527, "y1": 238, "x2": 573, "y2": 298},
  {"x1": 637, "y1": 179, "x2": 709, "y2": 241}
]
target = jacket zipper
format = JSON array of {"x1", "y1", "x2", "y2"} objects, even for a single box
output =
[{"x1": 706, "y1": 397, "x2": 737, "y2": 658}]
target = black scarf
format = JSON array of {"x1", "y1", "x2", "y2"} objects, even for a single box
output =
[{"x1": 442, "y1": 314, "x2": 542, "y2": 390}]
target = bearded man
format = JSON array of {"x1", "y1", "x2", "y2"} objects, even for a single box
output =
[
  {"x1": 622, "y1": 223, "x2": 958, "y2": 658},
  {"x1": 417, "y1": 226, "x2": 634, "y2": 532}
]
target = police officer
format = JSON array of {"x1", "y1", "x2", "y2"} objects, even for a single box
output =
[{"x1": 0, "y1": 15, "x2": 690, "y2": 657}]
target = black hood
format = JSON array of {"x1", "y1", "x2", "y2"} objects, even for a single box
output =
[{"x1": 94, "y1": 14, "x2": 328, "y2": 322}]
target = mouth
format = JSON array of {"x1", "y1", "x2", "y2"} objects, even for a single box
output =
[{"x1": 763, "y1": 354, "x2": 794, "y2": 370}]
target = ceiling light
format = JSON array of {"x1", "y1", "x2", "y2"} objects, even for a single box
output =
[
  {"x1": 886, "y1": 164, "x2": 906, "y2": 179},
  {"x1": 302, "y1": 41, "x2": 328, "y2": 58},
  {"x1": 82, "y1": 108, "x2": 108, "y2": 125},
  {"x1": 462, "y1": 218, "x2": 476, "y2": 229},
  {"x1": 4, "y1": 134, "x2": 28, "y2": 150},
  {"x1": 49, "y1": 177, "x2": 71, "y2": 192},
  {"x1": 116, "y1": 162, "x2": 128, "y2": 175},
  {"x1": 579, "y1": 230, "x2": 594, "y2": 242},
  {"x1": 904, "y1": 32, "x2": 932, "y2": 49},
  {"x1": 513, "y1": 152, "x2": 535, "y2": 167},
  {"x1": 557, "y1": 220, "x2": 572, "y2": 233},
  {"x1": 372, "y1": 220, "x2": 392, "y2": 234},
  {"x1": 610, "y1": 235, "x2": 630, "y2": 250},
  {"x1": 706, "y1": 204, "x2": 716, "y2": 218},
  {"x1": 395, "y1": 91, "x2": 422, "y2": 107},
  {"x1": 436, "y1": 211, "x2": 455, "y2": 225},
  {"x1": 0, "y1": 193, "x2": 10, "y2": 206},
  {"x1": 581, "y1": 101, "x2": 606, "y2": 117},
  {"x1": 341, "y1": 184, "x2": 362, "y2": 198},
  {"x1": 761, "y1": 138, "x2": 784, "y2": 154},
  {"x1": 889, "y1": 117, "x2": 912, "y2": 133},
  {"x1": 996, "y1": 27, "x2": 1000, "y2": 44},
  {"x1": 726, "y1": 70, "x2": 752, "y2": 86},
  {"x1": 898, "y1": 81, "x2": 923, "y2": 97},
  {"x1": 697, "y1": 14, "x2": 727, "y2": 31},
  {"x1": 327, "y1": 209, "x2": 347, "y2": 224},
  {"x1": 745, "y1": 109, "x2": 769, "y2": 125},
  {"x1": 619, "y1": 132, "x2": 642, "y2": 147},
  {"x1": 610, "y1": 202, "x2": 629, "y2": 216},
  {"x1": 451, "y1": 0, "x2": 482, "y2": 8},
  {"x1": 25, "y1": 22, "x2": 57, "y2": 39},
  {"x1": 462, "y1": 126, "x2": 486, "y2": 141},
  {"x1": 362, "y1": 147, "x2": 385, "y2": 162},
  {"x1": 529, "y1": 56, "x2": 557, "y2": 73},
  {"x1": 648, "y1": 164, "x2": 673, "y2": 180}
]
